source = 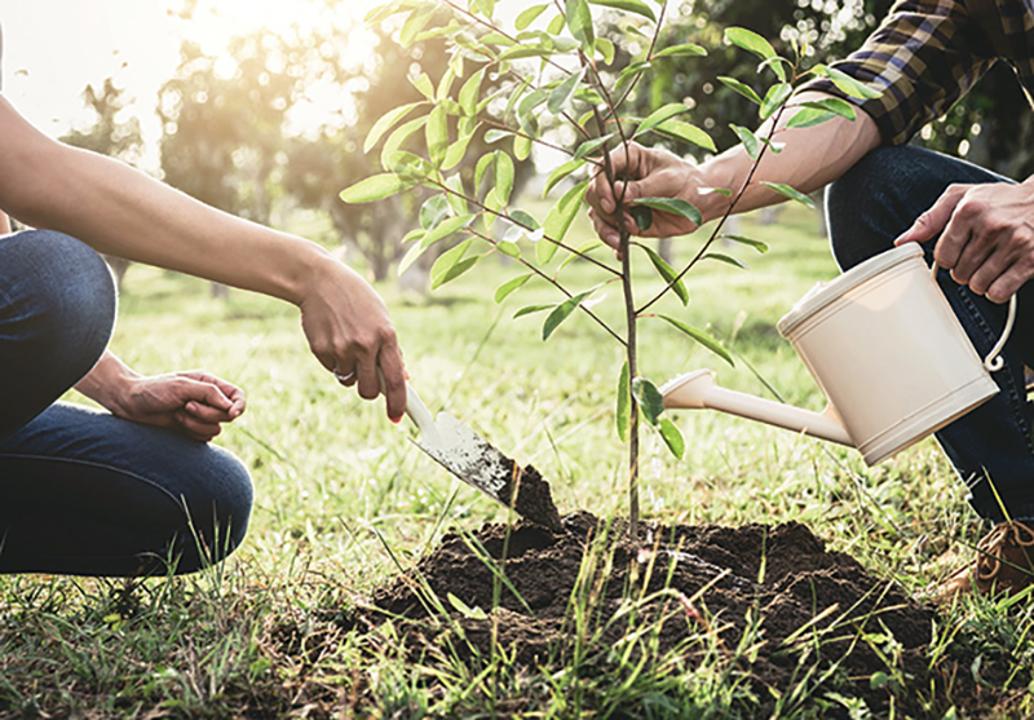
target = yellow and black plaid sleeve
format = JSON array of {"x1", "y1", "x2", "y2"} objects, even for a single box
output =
[{"x1": 806, "y1": 0, "x2": 997, "y2": 145}]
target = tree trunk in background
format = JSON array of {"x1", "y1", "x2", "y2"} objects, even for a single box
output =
[
  {"x1": 658, "y1": 237, "x2": 673, "y2": 264},
  {"x1": 104, "y1": 256, "x2": 130, "y2": 292}
]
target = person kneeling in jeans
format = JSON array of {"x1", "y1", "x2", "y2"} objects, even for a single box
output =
[{"x1": 0, "y1": 43, "x2": 408, "y2": 576}]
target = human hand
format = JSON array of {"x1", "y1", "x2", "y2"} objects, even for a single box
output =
[
  {"x1": 112, "y1": 371, "x2": 246, "y2": 442},
  {"x1": 298, "y1": 256, "x2": 407, "y2": 422},
  {"x1": 895, "y1": 181, "x2": 1034, "y2": 303},
  {"x1": 587, "y1": 141, "x2": 711, "y2": 253}
]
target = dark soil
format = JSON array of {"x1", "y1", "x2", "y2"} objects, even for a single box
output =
[
  {"x1": 498, "y1": 463, "x2": 562, "y2": 530},
  {"x1": 350, "y1": 512, "x2": 1008, "y2": 717}
]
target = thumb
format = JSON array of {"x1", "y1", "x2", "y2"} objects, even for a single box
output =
[
  {"x1": 175, "y1": 378, "x2": 233, "y2": 412},
  {"x1": 895, "y1": 189, "x2": 963, "y2": 246}
]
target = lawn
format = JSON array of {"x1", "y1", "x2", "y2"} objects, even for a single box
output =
[{"x1": 2, "y1": 200, "x2": 1032, "y2": 718}]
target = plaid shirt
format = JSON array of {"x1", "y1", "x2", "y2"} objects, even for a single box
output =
[{"x1": 808, "y1": 0, "x2": 1033, "y2": 145}]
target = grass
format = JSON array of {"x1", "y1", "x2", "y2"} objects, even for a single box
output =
[{"x1": 1, "y1": 200, "x2": 1033, "y2": 717}]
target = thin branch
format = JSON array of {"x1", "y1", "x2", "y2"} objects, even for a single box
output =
[
  {"x1": 466, "y1": 227, "x2": 627, "y2": 346},
  {"x1": 635, "y1": 101, "x2": 792, "y2": 315},
  {"x1": 482, "y1": 118, "x2": 603, "y2": 168},
  {"x1": 426, "y1": 176, "x2": 622, "y2": 277}
]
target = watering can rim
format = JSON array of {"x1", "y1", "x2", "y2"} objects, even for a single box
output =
[{"x1": 776, "y1": 244, "x2": 924, "y2": 339}]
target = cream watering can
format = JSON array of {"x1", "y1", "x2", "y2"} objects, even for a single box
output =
[{"x1": 661, "y1": 244, "x2": 1018, "y2": 465}]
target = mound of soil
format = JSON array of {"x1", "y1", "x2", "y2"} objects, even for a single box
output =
[{"x1": 348, "y1": 507, "x2": 1010, "y2": 716}]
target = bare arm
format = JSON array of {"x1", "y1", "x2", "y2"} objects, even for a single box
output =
[
  {"x1": 587, "y1": 91, "x2": 881, "y2": 247},
  {"x1": 0, "y1": 208, "x2": 10, "y2": 234},
  {"x1": 0, "y1": 96, "x2": 407, "y2": 420}
]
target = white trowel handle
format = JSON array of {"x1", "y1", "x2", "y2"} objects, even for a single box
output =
[{"x1": 404, "y1": 384, "x2": 436, "y2": 435}]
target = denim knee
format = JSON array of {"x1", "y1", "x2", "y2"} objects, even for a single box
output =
[
  {"x1": 16, "y1": 230, "x2": 117, "y2": 379},
  {"x1": 175, "y1": 447, "x2": 254, "y2": 573}
]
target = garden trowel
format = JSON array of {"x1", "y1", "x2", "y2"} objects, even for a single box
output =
[{"x1": 402, "y1": 384, "x2": 561, "y2": 529}]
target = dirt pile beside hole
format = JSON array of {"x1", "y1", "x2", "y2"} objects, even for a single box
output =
[{"x1": 348, "y1": 511, "x2": 1010, "y2": 716}]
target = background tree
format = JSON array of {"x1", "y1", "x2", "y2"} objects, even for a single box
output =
[{"x1": 60, "y1": 77, "x2": 144, "y2": 289}]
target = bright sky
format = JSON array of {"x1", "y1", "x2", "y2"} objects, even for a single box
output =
[
  {"x1": 1, "y1": 0, "x2": 389, "y2": 172},
  {"x1": 2, "y1": 1, "x2": 533, "y2": 173}
]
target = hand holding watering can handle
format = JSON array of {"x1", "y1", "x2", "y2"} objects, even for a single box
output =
[{"x1": 931, "y1": 261, "x2": 1017, "y2": 372}]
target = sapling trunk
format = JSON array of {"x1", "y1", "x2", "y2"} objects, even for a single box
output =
[{"x1": 619, "y1": 225, "x2": 640, "y2": 538}]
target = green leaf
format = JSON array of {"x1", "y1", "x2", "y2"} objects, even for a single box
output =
[
  {"x1": 458, "y1": 69, "x2": 485, "y2": 116},
  {"x1": 587, "y1": 0, "x2": 655, "y2": 21},
  {"x1": 496, "y1": 240, "x2": 521, "y2": 257},
  {"x1": 658, "y1": 418, "x2": 685, "y2": 459},
  {"x1": 573, "y1": 134, "x2": 613, "y2": 160},
  {"x1": 653, "y1": 43, "x2": 706, "y2": 59},
  {"x1": 564, "y1": 0, "x2": 594, "y2": 49},
  {"x1": 654, "y1": 119, "x2": 716, "y2": 152},
  {"x1": 380, "y1": 115, "x2": 427, "y2": 170},
  {"x1": 616, "y1": 361, "x2": 630, "y2": 441},
  {"x1": 786, "y1": 107, "x2": 838, "y2": 129},
  {"x1": 637, "y1": 243, "x2": 688, "y2": 305},
  {"x1": 444, "y1": 175, "x2": 468, "y2": 215},
  {"x1": 634, "y1": 102, "x2": 690, "y2": 137},
  {"x1": 426, "y1": 105, "x2": 449, "y2": 166},
  {"x1": 822, "y1": 65, "x2": 882, "y2": 100},
  {"x1": 442, "y1": 129, "x2": 477, "y2": 171},
  {"x1": 495, "y1": 273, "x2": 533, "y2": 303},
  {"x1": 409, "y1": 72, "x2": 435, "y2": 100},
  {"x1": 657, "y1": 315, "x2": 734, "y2": 366},
  {"x1": 514, "y1": 303, "x2": 554, "y2": 319},
  {"x1": 717, "y1": 76, "x2": 762, "y2": 106},
  {"x1": 339, "y1": 173, "x2": 406, "y2": 204},
  {"x1": 762, "y1": 181, "x2": 816, "y2": 208},
  {"x1": 800, "y1": 97, "x2": 857, "y2": 120},
  {"x1": 703, "y1": 252, "x2": 745, "y2": 269},
  {"x1": 541, "y1": 180, "x2": 589, "y2": 262},
  {"x1": 397, "y1": 240, "x2": 427, "y2": 276},
  {"x1": 364, "y1": 102, "x2": 424, "y2": 154},
  {"x1": 475, "y1": 152, "x2": 497, "y2": 193},
  {"x1": 514, "y1": 134, "x2": 533, "y2": 161},
  {"x1": 495, "y1": 151, "x2": 515, "y2": 205},
  {"x1": 632, "y1": 197, "x2": 702, "y2": 226},
  {"x1": 760, "y1": 82, "x2": 792, "y2": 120},
  {"x1": 724, "y1": 27, "x2": 776, "y2": 60},
  {"x1": 430, "y1": 239, "x2": 478, "y2": 289},
  {"x1": 631, "y1": 377, "x2": 665, "y2": 425},
  {"x1": 421, "y1": 214, "x2": 474, "y2": 249},
  {"x1": 419, "y1": 194, "x2": 449, "y2": 230},
  {"x1": 447, "y1": 592, "x2": 487, "y2": 620},
  {"x1": 631, "y1": 205, "x2": 653, "y2": 231},
  {"x1": 399, "y1": 7, "x2": 434, "y2": 47},
  {"x1": 729, "y1": 124, "x2": 760, "y2": 160},
  {"x1": 548, "y1": 67, "x2": 586, "y2": 114},
  {"x1": 595, "y1": 37, "x2": 616, "y2": 65},
  {"x1": 547, "y1": 12, "x2": 565, "y2": 34},
  {"x1": 544, "y1": 158, "x2": 586, "y2": 196},
  {"x1": 542, "y1": 288, "x2": 594, "y2": 340},
  {"x1": 724, "y1": 234, "x2": 769, "y2": 253},
  {"x1": 515, "y1": 3, "x2": 549, "y2": 29}
]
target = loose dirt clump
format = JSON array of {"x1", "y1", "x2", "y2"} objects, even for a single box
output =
[{"x1": 350, "y1": 511, "x2": 1005, "y2": 716}]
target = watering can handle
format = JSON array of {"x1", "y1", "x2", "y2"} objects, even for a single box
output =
[{"x1": 931, "y1": 261, "x2": 1017, "y2": 372}]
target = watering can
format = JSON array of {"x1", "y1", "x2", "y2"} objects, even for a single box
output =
[{"x1": 660, "y1": 244, "x2": 1018, "y2": 466}]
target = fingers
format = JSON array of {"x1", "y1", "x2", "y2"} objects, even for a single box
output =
[
  {"x1": 951, "y1": 229, "x2": 995, "y2": 285},
  {"x1": 378, "y1": 340, "x2": 407, "y2": 423},
  {"x1": 935, "y1": 203, "x2": 977, "y2": 271},
  {"x1": 182, "y1": 372, "x2": 246, "y2": 417},
  {"x1": 987, "y1": 265, "x2": 1028, "y2": 304},
  {"x1": 355, "y1": 350, "x2": 379, "y2": 401},
  {"x1": 895, "y1": 185, "x2": 968, "y2": 246},
  {"x1": 175, "y1": 409, "x2": 221, "y2": 442},
  {"x1": 184, "y1": 400, "x2": 234, "y2": 424},
  {"x1": 176, "y1": 377, "x2": 234, "y2": 413},
  {"x1": 968, "y1": 245, "x2": 1014, "y2": 297},
  {"x1": 589, "y1": 207, "x2": 621, "y2": 250}
]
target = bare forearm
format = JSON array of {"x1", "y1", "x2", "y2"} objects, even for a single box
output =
[
  {"x1": 0, "y1": 98, "x2": 328, "y2": 305},
  {"x1": 696, "y1": 92, "x2": 881, "y2": 221},
  {"x1": 0, "y1": 209, "x2": 10, "y2": 234},
  {"x1": 74, "y1": 351, "x2": 138, "y2": 413}
]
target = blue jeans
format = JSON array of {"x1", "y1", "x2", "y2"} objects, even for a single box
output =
[
  {"x1": 827, "y1": 146, "x2": 1034, "y2": 523},
  {"x1": 0, "y1": 230, "x2": 253, "y2": 576}
]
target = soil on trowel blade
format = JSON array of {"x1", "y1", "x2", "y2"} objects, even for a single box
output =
[
  {"x1": 350, "y1": 513, "x2": 1006, "y2": 717},
  {"x1": 498, "y1": 463, "x2": 562, "y2": 530}
]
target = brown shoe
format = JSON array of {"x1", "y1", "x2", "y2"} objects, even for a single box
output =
[{"x1": 931, "y1": 521, "x2": 1034, "y2": 604}]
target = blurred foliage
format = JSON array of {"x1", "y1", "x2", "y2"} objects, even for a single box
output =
[
  {"x1": 60, "y1": 78, "x2": 144, "y2": 288},
  {"x1": 621, "y1": 0, "x2": 1033, "y2": 177}
]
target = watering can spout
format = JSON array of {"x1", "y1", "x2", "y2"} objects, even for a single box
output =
[{"x1": 660, "y1": 370, "x2": 853, "y2": 447}]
